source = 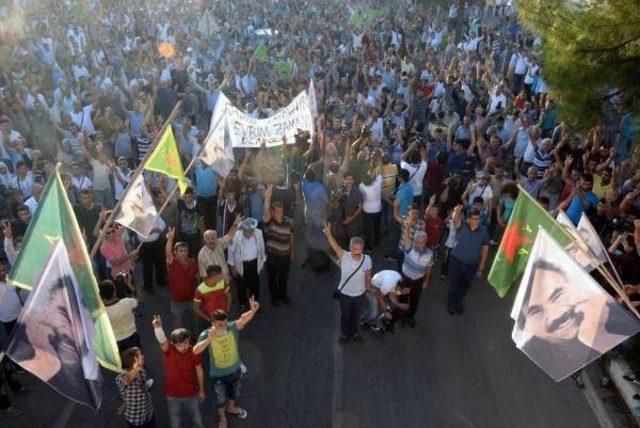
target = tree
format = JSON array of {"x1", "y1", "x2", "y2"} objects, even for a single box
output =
[{"x1": 516, "y1": 0, "x2": 640, "y2": 130}]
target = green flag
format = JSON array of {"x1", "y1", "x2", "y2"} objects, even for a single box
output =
[
  {"x1": 253, "y1": 41, "x2": 268, "y2": 62},
  {"x1": 8, "y1": 167, "x2": 122, "y2": 372},
  {"x1": 275, "y1": 59, "x2": 294, "y2": 78},
  {"x1": 144, "y1": 125, "x2": 188, "y2": 194},
  {"x1": 350, "y1": 10, "x2": 364, "y2": 28},
  {"x1": 366, "y1": 5, "x2": 390, "y2": 21},
  {"x1": 488, "y1": 189, "x2": 573, "y2": 298}
]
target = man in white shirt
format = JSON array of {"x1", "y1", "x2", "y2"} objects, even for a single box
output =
[
  {"x1": 400, "y1": 142, "x2": 428, "y2": 201},
  {"x1": 70, "y1": 162, "x2": 93, "y2": 192},
  {"x1": 228, "y1": 218, "x2": 266, "y2": 309},
  {"x1": 361, "y1": 270, "x2": 408, "y2": 333},
  {"x1": 24, "y1": 183, "x2": 43, "y2": 215}
]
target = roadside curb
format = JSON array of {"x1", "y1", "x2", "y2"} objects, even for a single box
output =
[{"x1": 609, "y1": 356, "x2": 640, "y2": 424}]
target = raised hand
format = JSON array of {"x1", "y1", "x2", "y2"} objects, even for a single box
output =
[
  {"x1": 152, "y1": 314, "x2": 162, "y2": 329},
  {"x1": 166, "y1": 226, "x2": 176, "y2": 241}
]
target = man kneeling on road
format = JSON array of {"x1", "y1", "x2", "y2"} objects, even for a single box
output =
[
  {"x1": 361, "y1": 270, "x2": 409, "y2": 334},
  {"x1": 193, "y1": 297, "x2": 259, "y2": 428}
]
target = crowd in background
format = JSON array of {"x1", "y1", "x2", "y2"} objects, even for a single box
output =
[{"x1": 0, "y1": 0, "x2": 639, "y2": 426}]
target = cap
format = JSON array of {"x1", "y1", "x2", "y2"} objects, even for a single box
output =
[
  {"x1": 206, "y1": 73, "x2": 217, "y2": 82},
  {"x1": 242, "y1": 218, "x2": 258, "y2": 230},
  {"x1": 476, "y1": 171, "x2": 488, "y2": 179}
]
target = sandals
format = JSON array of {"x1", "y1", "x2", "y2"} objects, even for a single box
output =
[{"x1": 226, "y1": 407, "x2": 248, "y2": 419}]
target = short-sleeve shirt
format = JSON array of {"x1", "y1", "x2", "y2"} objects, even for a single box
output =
[
  {"x1": 263, "y1": 218, "x2": 293, "y2": 257},
  {"x1": 193, "y1": 280, "x2": 229, "y2": 316},
  {"x1": 167, "y1": 258, "x2": 199, "y2": 302},
  {"x1": 339, "y1": 252, "x2": 372, "y2": 297},
  {"x1": 105, "y1": 298, "x2": 138, "y2": 341},
  {"x1": 198, "y1": 322, "x2": 241, "y2": 378},
  {"x1": 402, "y1": 247, "x2": 434, "y2": 280},
  {"x1": 162, "y1": 344, "x2": 202, "y2": 398},
  {"x1": 371, "y1": 270, "x2": 401, "y2": 295},
  {"x1": 451, "y1": 222, "x2": 489, "y2": 266},
  {"x1": 100, "y1": 228, "x2": 132, "y2": 277},
  {"x1": 566, "y1": 191, "x2": 599, "y2": 225}
]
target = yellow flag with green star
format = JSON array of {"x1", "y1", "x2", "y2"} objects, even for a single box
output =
[{"x1": 144, "y1": 125, "x2": 188, "y2": 194}]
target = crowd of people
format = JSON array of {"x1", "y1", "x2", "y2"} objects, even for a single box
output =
[{"x1": 0, "y1": 0, "x2": 639, "y2": 426}]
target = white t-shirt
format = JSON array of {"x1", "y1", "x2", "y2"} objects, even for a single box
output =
[
  {"x1": 359, "y1": 175, "x2": 382, "y2": 213},
  {"x1": 339, "y1": 252, "x2": 372, "y2": 297},
  {"x1": 89, "y1": 158, "x2": 111, "y2": 191},
  {"x1": 467, "y1": 184, "x2": 494, "y2": 208},
  {"x1": 400, "y1": 160, "x2": 427, "y2": 196},
  {"x1": 105, "y1": 298, "x2": 138, "y2": 341},
  {"x1": 371, "y1": 270, "x2": 401, "y2": 296},
  {"x1": 71, "y1": 175, "x2": 93, "y2": 190}
]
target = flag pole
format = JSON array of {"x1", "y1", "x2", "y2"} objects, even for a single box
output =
[
  {"x1": 89, "y1": 101, "x2": 183, "y2": 259},
  {"x1": 138, "y1": 107, "x2": 229, "y2": 241},
  {"x1": 514, "y1": 186, "x2": 640, "y2": 318}
]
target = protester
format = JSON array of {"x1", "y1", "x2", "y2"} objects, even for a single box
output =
[
  {"x1": 151, "y1": 315, "x2": 204, "y2": 428},
  {"x1": 262, "y1": 184, "x2": 294, "y2": 306},
  {"x1": 228, "y1": 218, "x2": 266, "y2": 309},
  {"x1": 100, "y1": 276, "x2": 142, "y2": 353},
  {"x1": 165, "y1": 226, "x2": 199, "y2": 330},
  {"x1": 193, "y1": 265, "x2": 231, "y2": 323},
  {"x1": 193, "y1": 299, "x2": 260, "y2": 428},
  {"x1": 447, "y1": 205, "x2": 489, "y2": 315},
  {"x1": 116, "y1": 347, "x2": 155, "y2": 428},
  {"x1": 323, "y1": 222, "x2": 372, "y2": 344}
]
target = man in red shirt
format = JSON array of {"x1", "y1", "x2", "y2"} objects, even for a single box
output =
[
  {"x1": 152, "y1": 315, "x2": 204, "y2": 428},
  {"x1": 165, "y1": 227, "x2": 199, "y2": 330},
  {"x1": 424, "y1": 195, "x2": 444, "y2": 284},
  {"x1": 193, "y1": 265, "x2": 231, "y2": 323}
]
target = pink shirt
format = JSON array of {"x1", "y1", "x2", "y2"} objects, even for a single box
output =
[{"x1": 100, "y1": 228, "x2": 132, "y2": 277}]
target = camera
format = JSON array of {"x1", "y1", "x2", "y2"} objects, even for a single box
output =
[{"x1": 612, "y1": 217, "x2": 634, "y2": 233}]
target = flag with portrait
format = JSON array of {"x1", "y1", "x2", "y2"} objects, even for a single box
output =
[{"x1": 511, "y1": 228, "x2": 640, "y2": 382}]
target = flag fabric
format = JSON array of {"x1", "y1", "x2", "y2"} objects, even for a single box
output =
[
  {"x1": 308, "y1": 79, "x2": 318, "y2": 118},
  {"x1": 350, "y1": 10, "x2": 364, "y2": 28},
  {"x1": 8, "y1": 167, "x2": 121, "y2": 371},
  {"x1": 576, "y1": 212, "x2": 609, "y2": 265},
  {"x1": 510, "y1": 228, "x2": 640, "y2": 382},
  {"x1": 114, "y1": 174, "x2": 158, "y2": 238},
  {"x1": 253, "y1": 41, "x2": 268, "y2": 62},
  {"x1": 200, "y1": 116, "x2": 235, "y2": 177},
  {"x1": 143, "y1": 125, "x2": 188, "y2": 195},
  {"x1": 488, "y1": 189, "x2": 573, "y2": 297},
  {"x1": 275, "y1": 59, "x2": 294, "y2": 78},
  {"x1": 556, "y1": 210, "x2": 599, "y2": 271},
  {"x1": 5, "y1": 240, "x2": 102, "y2": 409}
]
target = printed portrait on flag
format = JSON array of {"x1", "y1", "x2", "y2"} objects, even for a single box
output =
[
  {"x1": 512, "y1": 230, "x2": 640, "y2": 382},
  {"x1": 5, "y1": 242, "x2": 101, "y2": 409},
  {"x1": 115, "y1": 175, "x2": 157, "y2": 238}
]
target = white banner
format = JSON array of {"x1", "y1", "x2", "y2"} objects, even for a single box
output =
[{"x1": 206, "y1": 90, "x2": 314, "y2": 148}]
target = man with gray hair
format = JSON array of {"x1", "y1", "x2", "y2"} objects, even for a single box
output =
[{"x1": 323, "y1": 223, "x2": 372, "y2": 344}]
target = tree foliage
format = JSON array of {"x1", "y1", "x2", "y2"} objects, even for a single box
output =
[{"x1": 516, "y1": 0, "x2": 640, "y2": 130}]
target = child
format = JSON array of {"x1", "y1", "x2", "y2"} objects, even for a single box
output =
[
  {"x1": 471, "y1": 196, "x2": 489, "y2": 227},
  {"x1": 116, "y1": 348, "x2": 155, "y2": 427}
]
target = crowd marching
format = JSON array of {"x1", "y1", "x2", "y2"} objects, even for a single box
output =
[{"x1": 0, "y1": 0, "x2": 639, "y2": 426}]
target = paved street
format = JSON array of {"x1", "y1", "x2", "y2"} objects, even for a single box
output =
[{"x1": 3, "y1": 227, "x2": 604, "y2": 428}]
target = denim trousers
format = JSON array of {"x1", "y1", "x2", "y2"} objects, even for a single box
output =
[{"x1": 166, "y1": 395, "x2": 203, "y2": 428}]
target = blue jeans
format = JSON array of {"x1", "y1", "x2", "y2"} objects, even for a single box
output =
[
  {"x1": 361, "y1": 288, "x2": 381, "y2": 325},
  {"x1": 167, "y1": 395, "x2": 203, "y2": 428}
]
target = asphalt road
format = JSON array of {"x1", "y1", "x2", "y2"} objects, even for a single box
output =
[{"x1": 3, "y1": 222, "x2": 603, "y2": 428}]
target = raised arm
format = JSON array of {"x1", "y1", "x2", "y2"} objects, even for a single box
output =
[
  {"x1": 151, "y1": 314, "x2": 169, "y2": 353},
  {"x1": 236, "y1": 296, "x2": 260, "y2": 330},
  {"x1": 322, "y1": 221, "x2": 344, "y2": 259},
  {"x1": 165, "y1": 226, "x2": 175, "y2": 265},
  {"x1": 263, "y1": 184, "x2": 273, "y2": 224}
]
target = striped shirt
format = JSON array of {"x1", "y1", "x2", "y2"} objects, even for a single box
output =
[
  {"x1": 533, "y1": 148, "x2": 554, "y2": 178},
  {"x1": 402, "y1": 247, "x2": 434, "y2": 280},
  {"x1": 135, "y1": 136, "x2": 152, "y2": 165},
  {"x1": 263, "y1": 218, "x2": 293, "y2": 257}
]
